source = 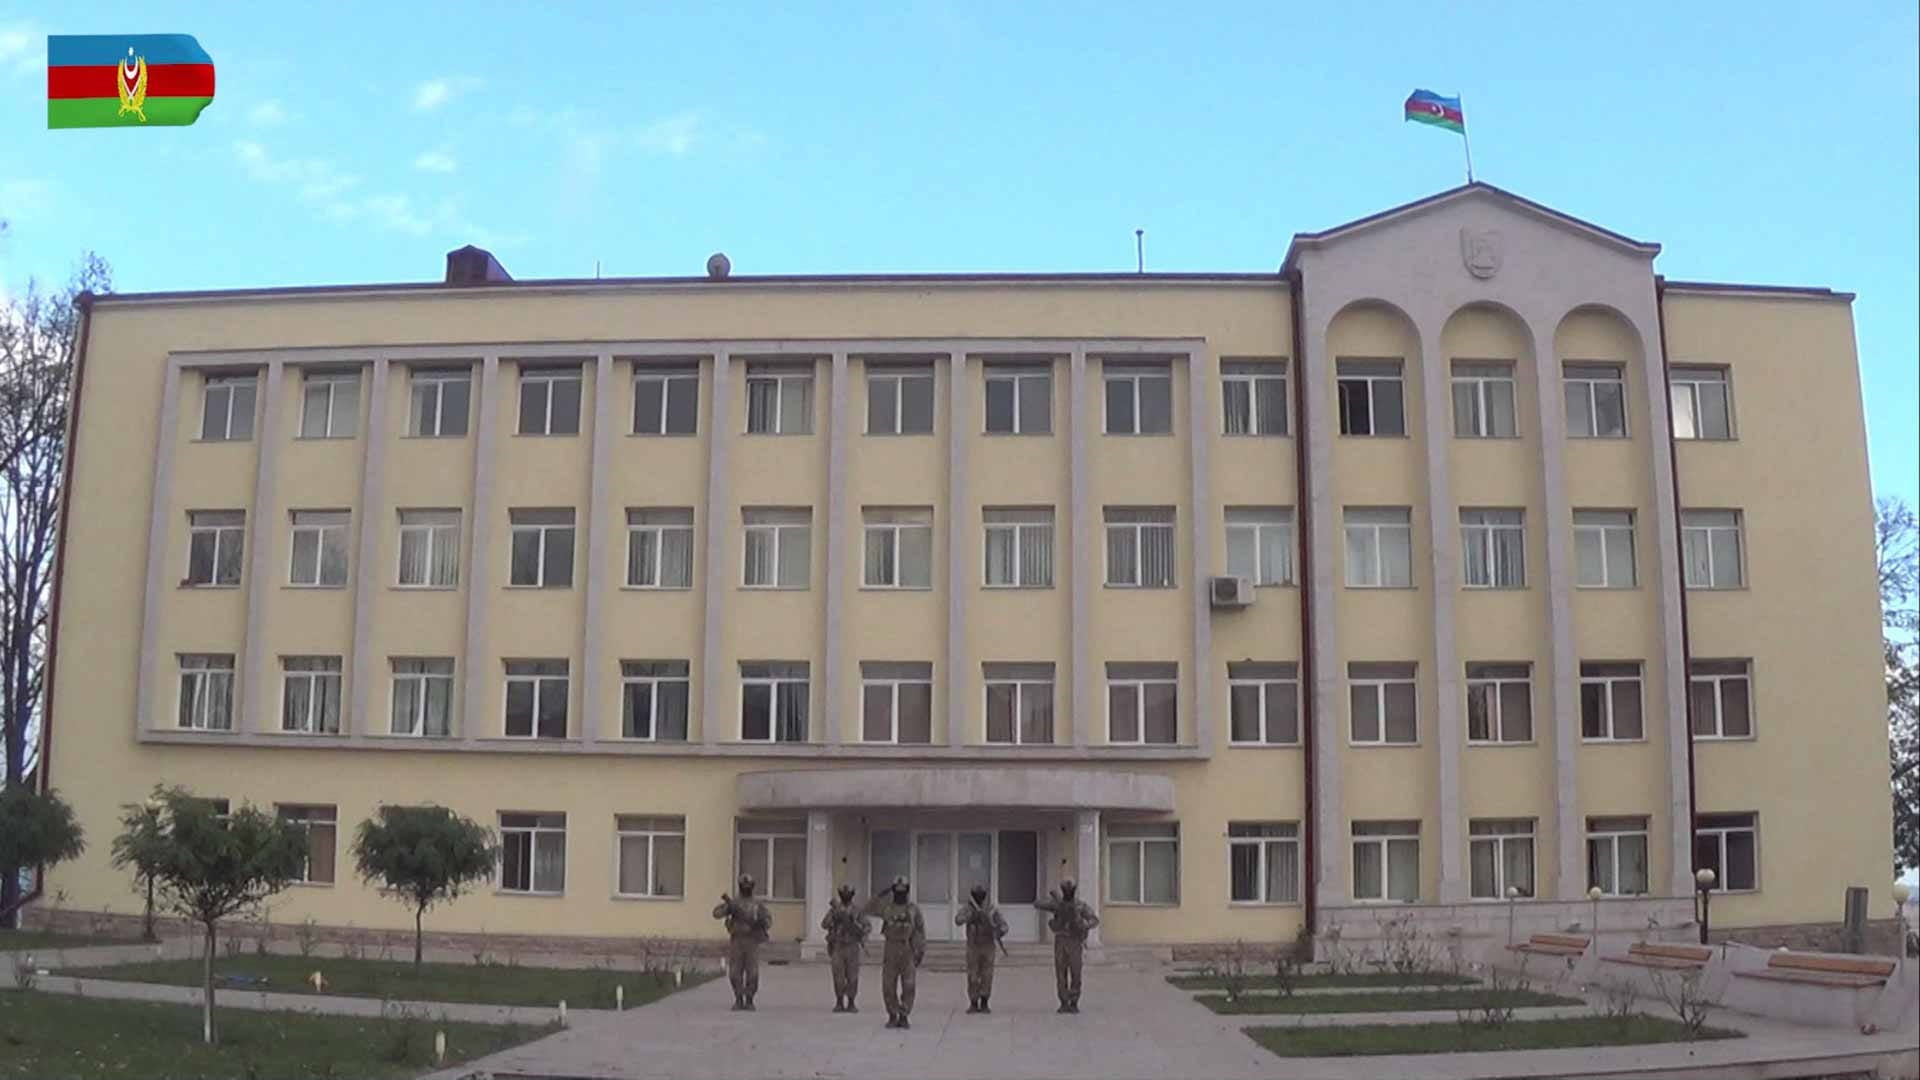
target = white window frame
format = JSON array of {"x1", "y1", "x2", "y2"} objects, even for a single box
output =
[
  {"x1": 983, "y1": 508, "x2": 1054, "y2": 588},
  {"x1": 1460, "y1": 508, "x2": 1526, "y2": 589},
  {"x1": 1681, "y1": 509, "x2": 1745, "y2": 589},
  {"x1": 1103, "y1": 507, "x2": 1176, "y2": 588},
  {"x1": 1227, "y1": 663, "x2": 1300, "y2": 746},
  {"x1": 289, "y1": 510, "x2": 350, "y2": 588},
  {"x1": 1228, "y1": 823, "x2": 1301, "y2": 905},
  {"x1": 620, "y1": 661, "x2": 691, "y2": 741},
  {"x1": 185, "y1": 510, "x2": 245, "y2": 587},
  {"x1": 859, "y1": 664, "x2": 934, "y2": 745},
  {"x1": 983, "y1": 665, "x2": 1055, "y2": 746},
  {"x1": 408, "y1": 368, "x2": 471, "y2": 438},
  {"x1": 1344, "y1": 507, "x2": 1413, "y2": 588},
  {"x1": 1350, "y1": 821, "x2": 1420, "y2": 903},
  {"x1": 1451, "y1": 361, "x2": 1518, "y2": 438},
  {"x1": 280, "y1": 656, "x2": 343, "y2": 735},
  {"x1": 397, "y1": 509, "x2": 461, "y2": 589},
  {"x1": 862, "y1": 509, "x2": 933, "y2": 589},
  {"x1": 200, "y1": 375, "x2": 257, "y2": 442},
  {"x1": 1348, "y1": 663, "x2": 1418, "y2": 746},
  {"x1": 625, "y1": 509, "x2": 694, "y2": 589},
  {"x1": 1694, "y1": 812, "x2": 1759, "y2": 893},
  {"x1": 499, "y1": 812, "x2": 567, "y2": 895},
  {"x1": 299, "y1": 370, "x2": 359, "y2": 439},
  {"x1": 1105, "y1": 822, "x2": 1180, "y2": 906},
  {"x1": 503, "y1": 660, "x2": 569, "y2": 739},
  {"x1": 631, "y1": 368, "x2": 699, "y2": 436},
  {"x1": 1573, "y1": 509, "x2": 1636, "y2": 589},
  {"x1": 614, "y1": 815, "x2": 687, "y2": 899},
  {"x1": 742, "y1": 509, "x2": 811, "y2": 590},
  {"x1": 735, "y1": 819, "x2": 809, "y2": 902},
  {"x1": 1564, "y1": 361, "x2": 1628, "y2": 439},
  {"x1": 1225, "y1": 507, "x2": 1295, "y2": 587},
  {"x1": 1670, "y1": 366, "x2": 1734, "y2": 440},
  {"x1": 1586, "y1": 816, "x2": 1650, "y2": 897},
  {"x1": 1580, "y1": 662, "x2": 1645, "y2": 742},
  {"x1": 517, "y1": 366, "x2": 583, "y2": 436},
  {"x1": 744, "y1": 367, "x2": 814, "y2": 435},
  {"x1": 740, "y1": 662, "x2": 809, "y2": 743},
  {"x1": 865, "y1": 366, "x2": 935, "y2": 435},
  {"x1": 1105, "y1": 664, "x2": 1179, "y2": 746},
  {"x1": 278, "y1": 804, "x2": 338, "y2": 885},
  {"x1": 983, "y1": 366, "x2": 1051, "y2": 435},
  {"x1": 1468, "y1": 818, "x2": 1536, "y2": 899},
  {"x1": 507, "y1": 509, "x2": 576, "y2": 588},
  {"x1": 390, "y1": 658, "x2": 454, "y2": 737},
  {"x1": 1465, "y1": 663, "x2": 1533, "y2": 745},
  {"x1": 1690, "y1": 659, "x2": 1754, "y2": 739},
  {"x1": 1221, "y1": 362, "x2": 1288, "y2": 437},
  {"x1": 1102, "y1": 364, "x2": 1174, "y2": 436},
  {"x1": 177, "y1": 654, "x2": 236, "y2": 731},
  {"x1": 1335, "y1": 359, "x2": 1406, "y2": 437}
]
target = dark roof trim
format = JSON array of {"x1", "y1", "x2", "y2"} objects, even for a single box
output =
[{"x1": 1659, "y1": 279, "x2": 1855, "y2": 302}]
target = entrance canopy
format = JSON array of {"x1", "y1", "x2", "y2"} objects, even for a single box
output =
[{"x1": 736, "y1": 766, "x2": 1174, "y2": 813}]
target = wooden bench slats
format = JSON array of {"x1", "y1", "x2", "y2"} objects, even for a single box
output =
[
  {"x1": 1506, "y1": 932, "x2": 1590, "y2": 955},
  {"x1": 1738, "y1": 969, "x2": 1885, "y2": 989},
  {"x1": 1729, "y1": 951, "x2": 1895, "y2": 990},
  {"x1": 1601, "y1": 942, "x2": 1712, "y2": 970}
]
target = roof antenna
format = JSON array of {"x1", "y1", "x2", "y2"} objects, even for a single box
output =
[
  {"x1": 595, "y1": 260, "x2": 601, "y2": 280},
  {"x1": 1135, "y1": 229, "x2": 1145, "y2": 273}
]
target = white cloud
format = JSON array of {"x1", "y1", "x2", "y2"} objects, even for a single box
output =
[
  {"x1": 232, "y1": 140, "x2": 360, "y2": 201},
  {"x1": 0, "y1": 178, "x2": 51, "y2": 221},
  {"x1": 412, "y1": 76, "x2": 481, "y2": 112},
  {"x1": 412, "y1": 149, "x2": 457, "y2": 174},
  {"x1": 634, "y1": 112, "x2": 702, "y2": 157},
  {"x1": 247, "y1": 100, "x2": 289, "y2": 127},
  {"x1": 230, "y1": 140, "x2": 496, "y2": 243},
  {"x1": 0, "y1": 23, "x2": 41, "y2": 77}
]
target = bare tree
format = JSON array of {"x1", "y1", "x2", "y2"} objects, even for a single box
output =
[{"x1": 1880, "y1": 497, "x2": 1919, "y2": 872}]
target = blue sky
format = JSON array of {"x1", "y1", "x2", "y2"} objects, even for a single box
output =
[{"x1": 1, "y1": 2, "x2": 1914, "y2": 503}]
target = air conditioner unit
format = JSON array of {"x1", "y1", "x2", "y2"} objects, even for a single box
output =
[{"x1": 1209, "y1": 575, "x2": 1253, "y2": 609}]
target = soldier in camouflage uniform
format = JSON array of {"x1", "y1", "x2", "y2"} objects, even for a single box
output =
[
  {"x1": 820, "y1": 883, "x2": 870, "y2": 1012},
  {"x1": 711, "y1": 873, "x2": 773, "y2": 1011},
  {"x1": 955, "y1": 883, "x2": 1009, "y2": 1014},
  {"x1": 862, "y1": 875, "x2": 926, "y2": 1028},
  {"x1": 1034, "y1": 878, "x2": 1100, "y2": 1013}
]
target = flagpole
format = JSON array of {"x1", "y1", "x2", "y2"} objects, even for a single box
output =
[{"x1": 1460, "y1": 92, "x2": 1475, "y2": 183}]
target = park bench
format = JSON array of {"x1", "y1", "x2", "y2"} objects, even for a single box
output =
[
  {"x1": 1734, "y1": 951, "x2": 1896, "y2": 989},
  {"x1": 1602, "y1": 942, "x2": 1712, "y2": 970},
  {"x1": 1507, "y1": 932, "x2": 1590, "y2": 957}
]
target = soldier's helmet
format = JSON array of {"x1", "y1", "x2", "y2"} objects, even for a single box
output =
[
  {"x1": 1059, "y1": 878, "x2": 1078, "y2": 896},
  {"x1": 890, "y1": 875, "x2": 911, "y2": 893},
  {"x1": 837, "y1": 883, "x2": 855, "y2": 900},
  {"x1": 737, "y1": 873, "x2": 756, "y2": 893}
]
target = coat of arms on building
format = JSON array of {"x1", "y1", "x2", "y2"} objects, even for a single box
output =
[{"x1": 1460, "y1": 228, "x2": 1502, "y2": 280}]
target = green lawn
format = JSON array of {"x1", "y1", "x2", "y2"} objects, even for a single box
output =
[
  {"x1": 1245, "y1": 1016, "x2": 1743, "y2": 1057},
  {"x1": 1168, "y1": 971, "x2": 1477, "y2": 991},
  {"x1": 0, "y1": 931, "x2": 143, "y2": 952},
  {"x1": 1197, "y1": 987, "x2": 1581, "y2": 1015},
  {"x1": 0, "y1": 989, "x2": 556, "y2": 1079},
  {"x1": 65, "y1": 952, "x2": 714, "y2": 1009}
]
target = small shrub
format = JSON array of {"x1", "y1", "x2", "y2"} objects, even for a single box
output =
[
  {"x1": 14, "y1": 959, "x2": 38, "y2": 991},
  {"x1": 1457, "y1": 959, "x2": 1530, "y2": 1029},
  {"x1": 1647, "y1": 967, "x2": 1716, "y2": 1040},
  {"x1": 295, "y1": 917, "x2": 321, "y2": 959},
  {"x1": 1596, "y1": 981, "x2": 1638, "y2": 1027},
  {"x1": 1219, "y1": 940, "x2": 1251, "y2": 1003},
  {"x1": 1270, "y1": 950, "x2": 1300, "y2": 998}
]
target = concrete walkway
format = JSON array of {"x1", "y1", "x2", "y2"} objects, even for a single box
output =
[{"x1": 28, "y1": 973, "x2": 572, "y2": 1028}]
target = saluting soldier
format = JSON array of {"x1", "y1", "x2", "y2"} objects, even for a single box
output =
[
  {"x1": 863, "y1": 875, "x2": 926, "y2": 1029},
  {"x1": 820, "y1": 883, "x2": 870, "y2": 1013},
  {"x1": 1034, "y1": 878, "x2": 1100, "y2": 1013},
  {"x1": 712, "y1": 873, "x2": 773, "y2": 1011},
  {"x1": 954, "y1": 883, "x2": 1010, "y2": 1014}
]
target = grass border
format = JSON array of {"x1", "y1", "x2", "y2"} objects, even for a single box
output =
[{"x1": 1243, "y1": 1015, "x2": 1744, "y2": 1057}]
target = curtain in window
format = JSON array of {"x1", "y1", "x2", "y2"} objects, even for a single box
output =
[
  {"x1": 1143, "y1": 682, "x2": 1177, "y2": 743},
  {"x1": 1463, "y1": 530, "x2": 1491, "y2": 587},
  {"x1": 1230, "y1": 684, "x2": 1262, "y2": 742},
  {"x1": 1140, "y1": 525, "x2": 1175, "y2": 586},
  {"x1": 1504, "y1": 838, "x2": 1535, "y2": 897},
  {"x1": 399, "y1": 529, "x2": 431, "y2": 585},
  {"x1": 1020, "y1": 684, "x2": 1053, "y2": 744},
  {"x1": 423, "y1": 675, "x2": 451, "y2": 735},
  {"x1": 773, "y1": 836, "x2": 808, "y2": 897},
  {"x1": 1143, "y1": 841, "x2": 1178, "y2": 903},
  {"x1": 1451, "y1": 382, "x2": 1481, "y2": 436},
  {"x1": 1587, "y1": 839, "x2": 1615, "y2": 894},
  {"x1": 1380, "y1": 527, "x2": 1411, "y2": 587},
  {"x1": 1466, "y1": 685, "x2": 1493, "y2": 741},
  {"x1": 284, "y1": 677, "x2": 312, "y2": 731},
  {"x1": 1223, "y1": 381, "x2": 1252, "y2": 435},
  {"x1": 1697, "y1": 384, "x2": 1729, "y2": 438},
  {"x1": 985, "y1": 684, "x2": 1014, "y2": 742},
  {"x1": 1108, "y1": 842, "x2": 1141, "y2": 903},
  {"x1": 657, "y1": 529, "x2": 692, "y2": 587},
  {"x1": 1260, "y1": 526, "x2": 1292, "y2": 585},
  {"x1": 746, "y1": 379, "x2": 779, "y2": 432},
  {"x1": 1352, "y1": 842, "x2": 1383, "y2": 899},
  {"x1": 304, "y1": 823, "x2": 336, "y2": 883},
  {"x1": 533, "y1": 833, "x2": 566, "y2": 892},
  {"x1": 657, "y1": 681, "x2": 689, "y2": 740},
  {"x1": 1620, "y1": 835, "x2": 1649, "y2": 893},
  {"x1": 653, "y1": 834, "x2": 685, "y2": 895},
  {"x1": 317, "y1": 672, "x2": 341, "y2": 732},
  {"x1": 984, "y1": 528, "x2": 1016, "y2": 585},
  {"x1": 1492, "y1": 527, "x2": 1524, "y2": 585},
  {"x1": 1106, "y1": 527, "x2": 1136, "y2": 584},
  {"x1": 537, "y1": 680, "x2": 567, "y2": 738},
  {"x1": 1574, "y1": 529, "x2": 1605, "y2": 585},
  {"x1": 1709, "y1": 529, "x2": 1741, "y2": 587},
  {"x1": 1018, "y1": 376, "x2": 1050, "y2": 433},
  {"x1": 629, "y1": 530, "x2": 659, "y2": 586},
  {"x1": 777, "y1": 527, "x2": 809, "y2": 587},
  {"x1": 1225, "y1": 527, "x2": 1256, "y2": 581},
  {"x1": 1020, "y1": 525, "x2": 1051, "y2": 586},
  {"x1": 743, "y1": 531, "x2": 775, "y2": 586},
  {"x1": 1344, "y1": 525, "x2": 1378, "y2": 586},
  {"x1": 1609, "y1": 682, "x2": 1643, "y2": 739},
  {"x1": 619, "y1": 835, "x2": 651, "y2": 894},
  {"x1": 391, "y1": 678, "x2": 420, "y2": 735},
  {"x1": 899, "y1": 527, "x2": 931, "y2": 587},
  {"x1": 1386, "y1": 838, "x2": 1419, "y2": 902},
  {"x1": 1594, "y1": 382, "x2": 1625, "y2": 436},
  {"x1": 864, "y1": 530, "x2": 894, "y2": 585},
  {"x1": 779, "y1": 377, "x2": 812, "y2": 433},
  {"x1": 1470, "y1": 840, "x2": 1497, "y2": 897},
  {"x1": 1255, "y1": 378, "x2": 1286, "y2": 435},
  {"x1": 775, "y1": 681, "x2": 808, "y2": 741},
  {"x1": 1266, "y1": 840, "x2": 1298, "y2": 903},
  {"x1": 1264, "y1": 685, "x2": 1298, "y2": 743},
  {"x1": 1230, "y1": 843, "x2": 1259, "y2": 901},
  {"x1": 1499, "y1": 682, "x2": 1531, "y2": 740}
]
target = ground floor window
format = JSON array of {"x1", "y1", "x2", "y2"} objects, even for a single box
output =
[
  {"x1": 736, "y1": 817, "x2": 807, "y2": 900},
  {"x1": 277, "y1": 804, "x2": 336, "y2": 884},
  {"x1": 1468, "y1": 818, "x2": 1536, "y2": 899},
  {"x1": 500, "y1": 812, "x2": 566, "y2": 894},
  {"x1": 1694, "y1": 812, "x2": 1758, "y2": 892},
  {"x1": 1228, "y1": 822, "x2": 1299, "y2": 904},
  {"x1": 1586, "y1": 815, "x2": 1650, "y2": 896},
  {"x1": 1351, "y1": 820, "x2": 1419, "y2": 902},
  {"x1": 1106, "y1": 821, "x2": 1179, "y2": 905},
  {"x1": 615, "y1": 815, "x2": 686, "y2": 898}
]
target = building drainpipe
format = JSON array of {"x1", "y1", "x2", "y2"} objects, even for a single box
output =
[
  {"x1": 1653, "y1": 277, "x2": 1702, "y2": 882},
  {"x1": 1287, "y1": 269, "x2": 1317, "y2": 937}
]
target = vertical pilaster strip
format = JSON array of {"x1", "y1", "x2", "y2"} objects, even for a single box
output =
[
  {"x1": 945, "y1": 351, "x2": 969, "y2": 747},
  {"x1": 460, "y1": 355, "x2": 500, "y2": 744},
  {"x1": 822, "y1": 352, "x2": 849, "y2": 746},
  {"x1": 1640, "y1": 313, "x2": 1694, "y2": 898},
  {"x1": 1067, "y1": 348, "x2": 1092, "y2": 748},
  {"x1": 1528, "y1": 323, "x2": 1582, "y2": 897},
  {"x1": 1074, "y1": 809, "x2": 1102, "y2": 946},
  {"x1": 1301, "y1": 305, "x2": 1345, "y2": 910},
  {"x1": 804, "y1": 810, "x2": 832, "y2": 951},
  {"x1": 579, "y1": 353, "x2": 617, "y2": 744},
  {"x1": 1186, "y1": 347, "x2": 1215, "y2": 754},
  {"x1": 134, "y1": 360, "x2": 185, "y2": 736},
  {"x1": 238, "y1": 360, "x2": 285, "y2": 733},
  {"x1": 347, "y1": 357, "x2": 389, "y2": 743},
  {"x1": 1416, "y1": 328, "x2": 1466, "y2": 903},
  {"x1": 700, "y1": 352, "x2": 734, "y2": 747}
]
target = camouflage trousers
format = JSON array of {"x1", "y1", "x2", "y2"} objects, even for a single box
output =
[
  {"x1": 965, "y1": 942, "x2": 997, "y2": 1000},
  {"x1": 726, "y1": 937, "x2": 760, "y2": 1002},
  {"x1": 1052, "y1": 936, "x2": 1083, "y2": 1006},
  {"x1": 880, "y1": 939, "x2": 917, "y2": 1017},
  {"x1": 829, "y1": 943, "x2": 861, "y2": 1000}
]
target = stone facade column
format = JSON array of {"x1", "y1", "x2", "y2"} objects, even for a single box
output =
[
  {"x1": 1415, "y1": 326, "x2": 1466, "y2": 903},
  {"x1": 1074, "y1": 809, "x2": 1102, "y2": 946},
  {"x1": 460, "y1": 355, "x2": 500, "y2": 744},
  {"x1": 1527, "y1": 321, "x2": 1582, "y2": 897},
  {"x1": 1068, "y1": 348, "x2": 1092, "y2": 748},
  {"x1": 347, "y1": 357, "x2": 389, "y2": 743},
  {"x1": 239, "y1": 360, "x2": 285, "y2": 734},
  {"x1": 822, "y1": 353, "x2": 849, "y2": 746},
  {"x1": 579, "y1": 353, "x2": 617, "y2": 744},
  {"x1": 135, "y1": 360, "x2": 186, "y2": 736},
  {"x1": 945, "y1": 351, "x2": 970, "y2": 746},
  {"x1": 804, "y1": 810, "x2": 833, "y2": 956},
  {"x1": 700, "y1": 352, "x2": 733, "y2": 746}
]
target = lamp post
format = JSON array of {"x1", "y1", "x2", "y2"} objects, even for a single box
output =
[
  {"x1": 1505, "y1": 885, "x2": 1520, "y2": 945},
  {"x1": 1588, "y1": 885, "x2": 1604, "y2": 940},
  {"x1": 1893, "y1": 882, "x2": 1912, "y2": 954},
  {"x1": 1694, "y1": 868, "x2": 1717, "y2": 945}
]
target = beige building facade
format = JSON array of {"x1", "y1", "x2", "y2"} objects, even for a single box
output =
[{"x1": 32, "y1": 184, "x2": 1892, "y2": 952}]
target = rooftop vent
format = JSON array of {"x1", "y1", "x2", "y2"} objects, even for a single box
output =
[
  {"x1": 444, "y1": 245, "x2": 513, "y2": 286},
  {"x1": 707, "y1": 252, "x2": 731, "y2": 280}
]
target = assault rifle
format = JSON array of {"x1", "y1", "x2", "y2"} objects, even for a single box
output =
[{"x1": 964, "y1": 896, "x2": 1010, "y2": 957}]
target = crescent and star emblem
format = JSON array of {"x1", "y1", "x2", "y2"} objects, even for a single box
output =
[{"x1": 117, "y1": 46, "x2": 148, "y2": 122}]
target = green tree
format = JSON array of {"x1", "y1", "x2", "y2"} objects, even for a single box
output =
[
  {"x1": 108, "y1": 790, "x2": 171, "y2": 941},
  {"x1": 0, "y1": 786, "x2": 84, "y2": 928},
  {"x1": 132, "y1": 788, "x2": 306, "y2": 1045},
  {"x1": 351, "y1": 804, "x2": 498, "y2": 968}
]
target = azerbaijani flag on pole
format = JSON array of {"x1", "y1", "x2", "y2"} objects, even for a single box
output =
[
  {"x1": 1404, "y1": 89, "x2": 1464, "y2": 134},
  {"x1": 48, "y1": 35, "x2": 215, "y2": 129}
]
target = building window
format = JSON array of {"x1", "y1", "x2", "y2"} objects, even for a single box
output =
[
  {"x1": 1681, "y1": 510, "x2": 1745, "y2": 589},
  {"x1": 1586, "y1": 815, "x2": 1650, "y2": 896},
  {"x1": 1344, "y1": 507, "x2": 1413, "y2": 588},
  {"x1": 504, "y1": 659, "x2": 568, "y2": 739},
  {"x1": 1670, "y1": 366, "x2": 1733, "y2": 440},
  {"x1": 499, "y1": 812, "x2": 566, "y2": 894},
  {"x1": 408, "y1": 368, "x2": 471, "y2": 438},
  {"x1": 518, "y1": 366, "x2": 583, "y2": 436},
  {"x1": 615, "y1": 815, "x2": 686, "y2": 898},
  {"x1": 1469, "y1": 819, "x2": 1536, "y2": 899},
  {"x1": 1460, "y1": 508, "x2": 1526, "y2": 589},
  {"x1": 1229, "y1": 823, "x2": 1300, "y2": 904},
  {"x1": 280, "y1": 656, "x2": 342, "y2": 734},
  {"x1": 390, "y1": 658, "x2": 454, "y2": 737},
  {"x1": 1104, "y1": 507, "x2": 1176, "y2": 588},
  {"x1": 1107, "y1": 662, "x2": 1178, "y2": 745},
  {"x1": 1107, "y1": 822, "x2": 1179, "y2": 905},
  {"x1": 185, "y1": 510, "x2": 245, "y2": 587},
  {"x1": 861, "y1": 661, "x2": 933, "y2": 744},
  {"x1": 289, "y1": 510, "x2": 350, "y2": 588},
  {"x1": 1694, "y1": 812, "x2": 1758, "y2": 892},
  {"x1": 1466, "y1": 663, "x2": 1532, "y2": 744},
  {"x1": 279, "y1": 805, "x2": 337, "y2": 885},
  {"x1": 1336, "y1": 359, "x2": 1405, "y2": 436},
  {"x1": 1228, "y1": 662, "x2": 1299, "y2": 745},
  {"x1": 984, "y1": 364, "x2": 1051, "y2": 435},
  {"x1": 621, "y1": 660, "x2": 690, "y2": 741},
  {"x1": 177, "y1": 654, "x2": 235, "y2": 731},
  {"x1": 984, "y1": 508, "x2": 1053, "y2": 588},
  {"x1": 1221, "y1": 360, "x2": 1288, "y2": 436},
  {"x1": 1104, "y1": 361, "x2": 1173, "y2": 435},
  {"x1": 508, "y1": 508, "x2": 576, "y2": 588},
  {"x1": 633, "y1": 367, "x2": 698, "y2": 435},
  {"x1": 745, "y1": 364, "x2": 814, "y2": 435},
  {"x1": 741, "y1": 661, "x2": 809, "y2": 742},
  {"x1": 1690, "y1": 659, "x2": 1753, "y2": 739},
  {"x1": 984, "y1": 662, "x2": 1054, "y2": 745},
  {"x1": 1351, "y1": 820, "x2": 1419, "y2": 902},
  {"x1": 1573, "y1": 509, "x2": 1636, "y2": 588},
  {"x1": 397, "y1": 509, "x2": 461, "y2": 588},
  {"x1": 1225, "y1": 507, "x2": 1295, "y2": 586},
  {"x1": 1580, "y1": 661, "x2": 1644, "y2": 741},
  {"x1": 299, "y1": 371, "x2": 359, "y2": 439},
  {"x1": 863, "y1": 508, "x2": 933, "y2": 589},
  {"x1": 743, "y1": 508, "x2": 811, "y2": 589},
  {"x1": 867, "y1": 363, "x2": 935, "y2": 435},
  {"x1": 1452, "y1": 361, "x2": 1517, "y2": 438},
  {"x1": 1349, "y1": 662, "x2": 1417, "y2": 745},
  {"x1": 200, "y1": 374, "x2": 257, "y2": 442},
  {"x1": 626, "y1": 509, "x2": 694, "y2": 589},
  {"x1": 736, "y1": 818, "x2": 808, "y2": 900},
  {"x1": 1564, "y1": 362, "x2": 1628, "y2": 439}
]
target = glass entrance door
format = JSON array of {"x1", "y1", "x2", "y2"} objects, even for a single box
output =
[{"x1": 869, "y1": 826, "x2": 1044, "y2": 943}]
